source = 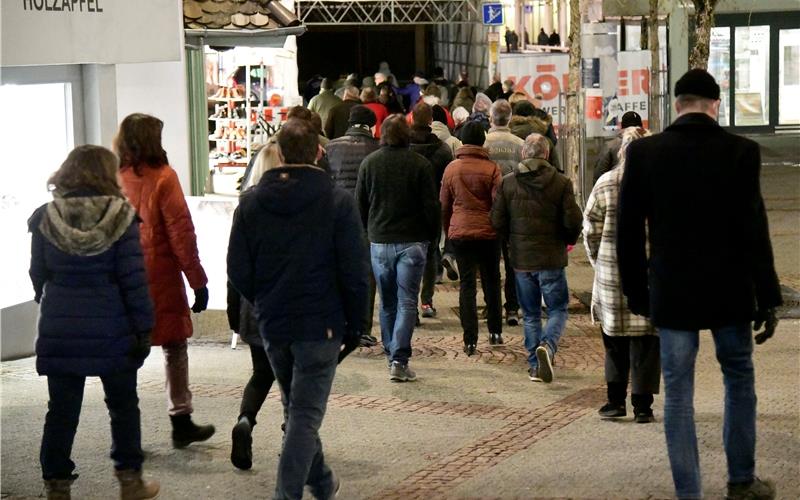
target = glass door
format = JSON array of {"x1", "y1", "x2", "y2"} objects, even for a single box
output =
[
  {"x1": 708, "y1": 27, "x2": 732, "y2": 126},
  {"x1": 734, "y1": 25, "x2": 770, "y2": 126}
]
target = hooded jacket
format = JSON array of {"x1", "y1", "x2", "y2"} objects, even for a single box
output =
[
  {"x1": 29, "y1": 192, "x2": 154, "y2": 376},
  {"x1": 508, "y1": 114, "x2": 563, "y2": 172},
  {"x1": 227, "y1": 166, "x2": 369, "y2": 342},
  {"x1": 431, "y1": 121, "x2": 463, "y2": 158},
  {"x1": 409, "y1": 125, "x2": 454, "y2": 193},
  {"x1": 326, "y1": 126, "x2": 380, "y2": 197},
  {"x1": 491, "y1": 158, "x2": 582, "y2": 271},
  {"x1": 440, "y1": 145, "x2": 502, "y2": 241},
  {"x1": 120, "y1": 164, "x2": 207, "y2": 346}
]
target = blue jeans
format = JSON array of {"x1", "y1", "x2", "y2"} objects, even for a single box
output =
[
  {"x1": 371, "y1": 242, "x2": 428, "y2": 364},
  {"x1": 515, "y1": 268, "x2": 569, "y2": 369},
  {"x1": 41, "y1": 370, "x2": 143, "y2": 480},
  {"x1": 265, "y1": 337, "x2": 341, "y2": 500},
  {"x1": 659, "y1": 325, "x2": 756, "y2": 499}
]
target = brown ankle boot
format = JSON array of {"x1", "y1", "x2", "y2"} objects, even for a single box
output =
[
  {"x1": 114, "y1": 469, "x2": 160, "y2": 500},
  {"x1": 44, "y1": 478, "x2": 73, "y2": 500}
]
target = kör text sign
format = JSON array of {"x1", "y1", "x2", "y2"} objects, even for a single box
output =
[{"x1": 482, "y1": 3, "x2": 503, "y2": 26}]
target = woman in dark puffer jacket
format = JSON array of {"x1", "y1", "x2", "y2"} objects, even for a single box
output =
[{"x1": 29, "y1": 145, "x2": 159, "y2": 500}]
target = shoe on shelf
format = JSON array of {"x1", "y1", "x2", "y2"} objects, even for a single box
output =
[
  {"x1": 421, "y1": 304, "x2": 437, "y2": 318},
  {"x1": 535, "y1": 343, "x2": 554, "y2": 383},
  {"x1": 389, "y1": 361, "x2": 417, "y2": 382},
  {"x1": 441, "y1": 254, "x2": 459, "y2": 281},
  {"x1": 634, "y1": 409, "x2": 655, "y2": 423},
  {"x1": 463, "y1": 343, "x2": 476, "y2": 356},
  {"x1": 230, "y1": 416, "x2": 253, "y2": 470},
  {"x1": 528, "y1": 367, "x2": 543, "y2": 382},
  {"x1": 726, "y1": 477, "x2": 776, "y2": 500},
  {"x1": 598, "y1": 402, "x2": 626, "y2": 418},
  {"x1": 171, "y1": 414, "x2": 216, "y2": 449},
  {"x1": 506, "y1": 311, "x2": 519, "y2": 327}
]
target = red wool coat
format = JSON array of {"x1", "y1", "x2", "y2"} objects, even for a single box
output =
[{"x1": 120, "y1": 164, "x2": 207, "y2": 346}]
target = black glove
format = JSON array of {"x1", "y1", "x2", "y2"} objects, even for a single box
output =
[
  {"x1": 191, "y1": 286, "x2": 209, "y2": 313},
  {"x1": 753, "y1": 308, "x2": 778, "y2": 345},
  {"x1": 129, "y1": 331, "x2": 151, "y2": 361}
]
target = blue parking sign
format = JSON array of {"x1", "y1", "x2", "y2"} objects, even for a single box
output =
[{"x1": 482, "y1": 3, "x2": 503, "y2": 26}]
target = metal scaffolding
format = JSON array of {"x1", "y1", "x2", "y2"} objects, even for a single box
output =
[{"x1": 295, "y1": 0, "x2": 481, "y2": 25}]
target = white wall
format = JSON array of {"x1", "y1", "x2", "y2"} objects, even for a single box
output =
[{"x1": 115, "y1": 57, "x2": 193, "y2": 193}]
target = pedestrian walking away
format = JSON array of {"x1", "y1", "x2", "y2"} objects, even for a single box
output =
[
  {"x1": 441, "y1": 121, "x2": 504, "y2": 355},
  {"x1": 491, "y1": 133, "x2": 582, "y2": 383},
  {"x1": 228, "y1": 118, "x2": 369, "y2": 499},
  {"x1": 356, "y1": 115, "x2": 439, "y2": 381},
  {"x1": 30, "y1": 145, "x2": 159, "y2": 500},
  {"x1": 117, "y1": 113, "x2": 216, "y2": 449},
  {"x1": 617, "y1": 69, "x2": 782, "y2": 500},
  {"x1": 583, "y1": 126, "x2": 660, "y2": 422}
]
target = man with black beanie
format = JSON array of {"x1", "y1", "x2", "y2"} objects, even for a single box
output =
[
  {"x1": 327, "y1": 105, "x2": 381, "y2": 345},
  {"x1": 617, "y1": 69, "x2": 781, "y2": 500},
  {"x1": 592, "y1": 110, "x2": 643, "y2": 186}
]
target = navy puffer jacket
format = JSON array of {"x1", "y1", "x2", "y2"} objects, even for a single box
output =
[{"x1": 29, "y1": 193, "x2": 154, "y2": 377}]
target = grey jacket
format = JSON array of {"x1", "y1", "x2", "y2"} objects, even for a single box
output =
[
  {"x1": 484, "y1": 126, "x2": 524, "y2": 175},
  {"x1": 491, "y1": 158, "x2": 582, "y2": 271},
  {"x1": 326, "y1": 126, "x2": 380, "y2": 196}
]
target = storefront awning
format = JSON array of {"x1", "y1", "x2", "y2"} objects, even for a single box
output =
[{"x1": 185, "y1": 26, "x2": 307, "y2": 48}]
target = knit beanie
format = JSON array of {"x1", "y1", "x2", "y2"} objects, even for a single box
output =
[
  {"x1": 348, "y1": 105, "x2": 377, "y2": 126},
  {"x1": 432, "y1": 105, "x2": 448, "y2": 124},
  {"x1": 674, "y1": 69, "x2": 720, "y2": 100},
  {"x1": 461, "y1": 121, "x2": 486, "y2": 146}
]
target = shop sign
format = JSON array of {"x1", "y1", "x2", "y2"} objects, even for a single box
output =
[
  {"x1": 1, "y1": 0, "x2": 181, "y2": 66},
  {"x1": 498, "y1": 52, "x2": 570, "y2": 126},
  {"x1": 610, "y1": 51, "x2": 651, "y2": 129}
]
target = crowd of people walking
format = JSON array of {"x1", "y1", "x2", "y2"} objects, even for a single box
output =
[{"x1": 28, "y1": 64, "x2": 781, "y2": 500}]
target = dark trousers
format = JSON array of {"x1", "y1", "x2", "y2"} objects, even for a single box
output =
[
  {"x1": 239, "y1": 344, "x2": 276, "y2": 426},
  {"x1": 265, "y1": 338, "x2": 340, "y2": 500},
  {"x1": 501, "y1": 241, "x2": 519, "y2": 313},
  {"x1": 41, "y1": 370, "x2": 143, "y2": 480},
  {"x1": 452, "y1": 239, "x2": 503, "y2": 344},
  {"x1": 420, "y1": 232, "x2": 441, "y2": 305},
  {"x1": 602, "y1": 331, "x2": 661, "y2": 410}
]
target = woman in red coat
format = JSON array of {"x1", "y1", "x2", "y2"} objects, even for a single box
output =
[{"x1": 116, "y1": 113, "x2": 215, "y2": 448}]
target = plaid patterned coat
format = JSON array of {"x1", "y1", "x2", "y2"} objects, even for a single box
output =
[{"x1": 583, "y1": 166, "x2": 655, "y2": 337}]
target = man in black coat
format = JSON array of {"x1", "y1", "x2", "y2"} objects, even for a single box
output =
[
  {"x1": 326, "y1": 105, "x2": 380, "y2": 344},
  {"x1": 617, "y1": 69, "x2": 781, "y2": 500},
  {"x1": 324, "y1": 85, "x2": 362, "y2": 140},
  {"x1": 592, "y1": 110, "x2": 643, "y2": 186},
  {"x1": 227, "y1": 118, "x2": 369, "y2": 499},
  {"x1": 409, "y1": 102, "x2": 453, "y2": 320}
]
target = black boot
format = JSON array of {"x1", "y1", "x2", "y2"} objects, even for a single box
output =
[
  {"x1": 171, "y1": 414, "x2": 215, "y2": 449},
  {"x1": 230, "y1": 416, "x2": 253, "y2": 470}
]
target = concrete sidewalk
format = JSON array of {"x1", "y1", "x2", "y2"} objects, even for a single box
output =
[{"x1": 2, "y1": 150, "x2": 798, "y2": 500}]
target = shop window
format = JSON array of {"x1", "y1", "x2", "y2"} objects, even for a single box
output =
[
  {"x1": 708, "y1": 27, "x2": 731, "y2": 126},
  {"x1": 734, "y1": 25, "x2": 770, "y2": 126},
  {"x1": 0, "y1": 83, "x2": 74, "y2": 307},
  {"x1": 779, "y1": 28, "x2": 800, "y2": 125}
]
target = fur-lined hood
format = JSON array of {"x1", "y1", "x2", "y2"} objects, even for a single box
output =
[{"x1": 34, "y1": 194, "x2": 136, "y2": 256}]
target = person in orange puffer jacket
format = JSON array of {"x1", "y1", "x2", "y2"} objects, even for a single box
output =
[{"x1": 116, "y1": 113, "x2": 216, "y2": 449}]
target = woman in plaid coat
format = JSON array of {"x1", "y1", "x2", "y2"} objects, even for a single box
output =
[{"x1": 583, "y1": 127, "x2": 661, "y2": 423}]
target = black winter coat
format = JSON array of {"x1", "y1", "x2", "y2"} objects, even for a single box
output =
[
  {"x1": 617, "y1": 113, "x2": 782, "y2": 330},
  {"x1": 356, "y1": 146, "x2": 439, "y2": 244},
  {"x1": 227, "y1": 166, "x2": 369, "y2": 342},
  {"x1": 409, "y1": 125, "x2": 454, "y2": 193},
  {"x1": 324, "y1": 99, "x2": 362, "y2": 140},
  {"x1": 491, "y1": 158, "x2": 582, "y2": 271},
  {"x1": 29, "y1": 194, "x2": 154, "y2": 377},
  {"x1": 326, "y1": 126, "x2": 380, "y2": 197}
]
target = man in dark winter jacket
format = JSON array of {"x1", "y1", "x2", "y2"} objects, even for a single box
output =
[
  {"x1": 617, "y1": 69, "x2": 781, "y2": 500},
  {"x1": 227, "y1": 118, "x2": 369, "y2": 499},
  {"x1": 324, "y1": 85, "x2": 362, "y2": 140},
  {"x1": 491, "y1": 133, "x2": 582, "y2": 383},
  {"x1": 537, "y1": 28, "x2": 549, "y2": 46},
  {"x1": 410, "y1": 102, "x2": 454, "y2": 320},
  {"x1": 326, "y1": 105, "x2": 380, "y2": 344},
  {"x1": 593, "y1": 110, "x2": 642, "y2": 186},
  {"x1": 356, "y1": 115, "x2": 438, "y2": 382}
]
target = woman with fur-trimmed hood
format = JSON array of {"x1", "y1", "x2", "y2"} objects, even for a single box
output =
[{"x1": 29, "y1": 145, "x2": 159, "y2": 499}]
